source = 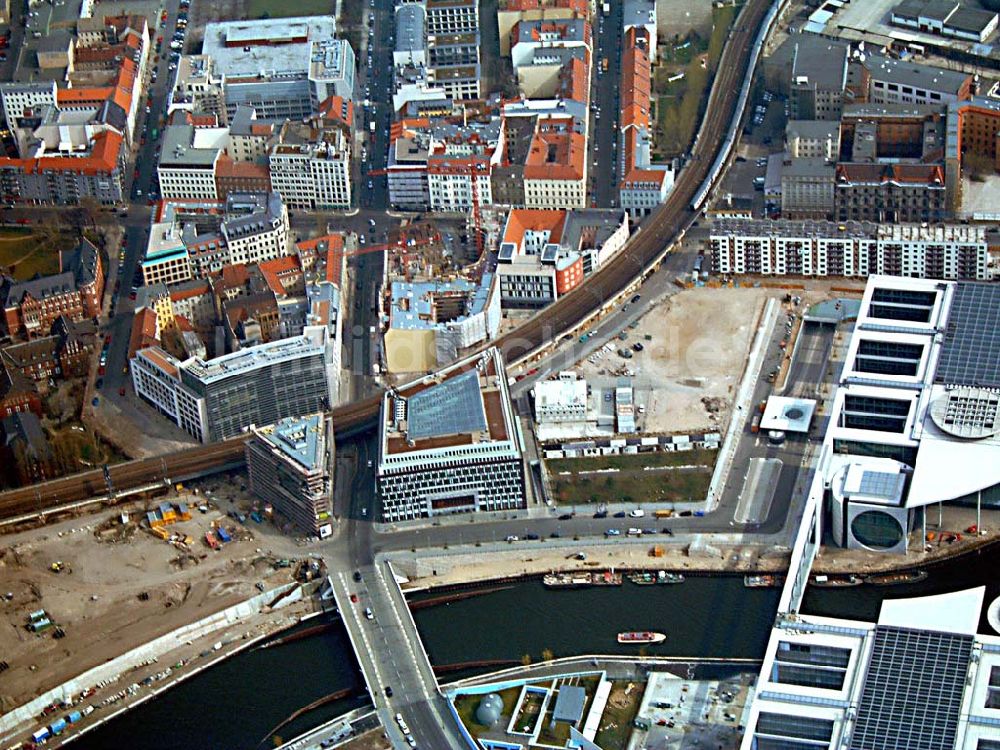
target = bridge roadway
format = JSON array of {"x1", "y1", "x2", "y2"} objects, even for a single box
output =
[{"x1": 0, "y1": 0, "x2": 774, "y2": 521}]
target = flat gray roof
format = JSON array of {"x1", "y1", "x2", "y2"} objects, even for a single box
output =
[{"x1": 863, "y1": 53, "x2": 970, "y2": 94}]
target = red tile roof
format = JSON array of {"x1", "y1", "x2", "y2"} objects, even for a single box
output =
[
  {"x1": 523, "y1": 128, "x2": 585, "y2": 181},
  {"x1": 502, "y1": 209, "x2": 567, "y2": 247},
  {"x1": 128, "y1": 307, "x2": 159, "y2": 359}
]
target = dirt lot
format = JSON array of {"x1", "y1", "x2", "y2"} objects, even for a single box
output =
[
  {"x1": 0, "y1": 486, "x2": 310, "y2": 710},
  {"x1": 577, "y1": 287, "x2": 774, "y2": 435},
  {"x1": 340, "y1": 729, "x2": 391, "y2": 750}
]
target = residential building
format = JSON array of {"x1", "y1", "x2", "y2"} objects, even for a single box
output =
[
  {"x1": 383, "y1": 273, "x2": 500, "y2": 373},
  {"x1": 497, "y1": 208, "x2": 629, "y2": 306},
  {"x1": 523, "y1": 119, "x2": 586, "y2": 208},
  {"x1": 619, "y1": 27, "x2": 673, "y2": 216},
  {"x1": 0, "y1": 82, "x2": 57, "y2": 133},
  {"x1": 131, "y1": 327, "x2": 338, "y2": 443},
  {"x1": 945, "y1": 97, "x2": 1000, "y2": 212},
  {"x1": 427, "y1": 156, "x2": 494, "y2": 212},
  {"x1": 1, "y1": 240, "x2": 104, "y2": 339},
  {"x1": 709, "y1": 219, "x2": 989, "y2": 279},
  {"x1": 622, "y1": 0, "x2": 658, "y2": 62},
  {"x1": 497, "y1": 0, "x2": 589, "y2": 57},
  {"x1": 142, "y1": 192, "x2": 290, "y2": 286},
  {"x1": 376, "y1": 347, "x2": 526, "y2": 521},
  {"x1": 246, "y1": 413, "x2": 334, "y2": 537}
]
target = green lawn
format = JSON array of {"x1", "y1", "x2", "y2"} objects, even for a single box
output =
[
  {"x1": 653, "y1": 4, "x2": 737, "y2": 158},
  {"x1": 594, "y1": 681, "x2": 644, "y2": 750},
  {"x1": 548, "y1": 450, "x2": 716, "y2": 506},
  {"x1": 0, "y1": 229, "x2": 76, "y2": 280},
  {"x1": 248, "y1": 0, "x2": 333, "y2": 18},
  {"x1": 512, "y1": 689, "x2": 545, "y2": 734}
]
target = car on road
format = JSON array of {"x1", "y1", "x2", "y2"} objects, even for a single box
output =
[
  {"x1": 364, "y1": 607, "x2": 374, "y2": 620},
  {"x1": 353, "y1": 570, "x2": 362, "y2": 582},
  {"x1": 505, "y1": 535, "x2": 518, "y2": 542},
  {"x1": 605, "y1": 529, "x2": 621, "y2": 536},
  {"x1": 593, "y1": 510, "x2": 607, "y2": 518},
  {"x1": 350, "y1": 593, "x2": 358, "y2": 603},
  {"x1": 558, "y1": 513, "x2": 573, "y2": 520},
  {"x1": 613, "y1": 511, "x2": 626, "y2": 518},
  {"x1": 384, "y1": 685, "x2": 393, "y2": 697},
  {"x1": 628, "y1": 509, "x2": 645, "y2": 518},
  {"x1": 405, "y1": 736, "x2": 416, "y2": 748},
  {"x1": 662, "y1": 527, "x2": 674, "y2": 535},
  {"x1": 525, "y1": 533, "x2": 540, "y2": 540}
]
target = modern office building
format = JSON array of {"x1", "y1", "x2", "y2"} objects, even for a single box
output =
[
  {"x1": 424, "y1": 0, "x2": 481, "y2": 100},
  {"x1": 709, "y1": 219, "x2": 989, "y2": 279},
  {"x1": 741, "y1": 586, "x2": 1000, "y2": 750},
  {"x1": 246, "y1": 413, "x2": 334, "y2": 537},
  {"x1": 131, "y1": 327, "x2": 337, "y2": 443},
  {"x1": 816, "y1": 276, "x2": 1000, "y2": 553},
  {"x1": 199, "y1": 17, "x2": 355, "y2": 121},
  {"x1": 376, "y1": 347, "x2": 526, "y2": 522},
  {"x1": 268, "y1": 129, "x2": 353, "y2": 210}
]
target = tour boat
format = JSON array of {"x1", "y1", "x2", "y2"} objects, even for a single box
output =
[{"x1": 617, "y1": 631, "x2": 667, "y2": 644}]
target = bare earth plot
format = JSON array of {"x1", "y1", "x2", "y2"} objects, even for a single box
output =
[
  {"x1": 0, "y1": 498, "x2": 300, "y2": 709},
  {"x1": 578, "y1": 286, "x2": 774, "y2": 435}
]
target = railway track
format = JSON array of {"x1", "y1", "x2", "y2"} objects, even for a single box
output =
[{"x1": 0, "y1": 0, "x2": 773, "y2": 521}]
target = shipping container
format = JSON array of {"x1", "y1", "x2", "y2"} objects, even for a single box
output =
[
  {"x1": 32, "y1": 728, "x2": 52, "y2": 743},
  {"x1": 215, "y1": 526, "x2": 231, "y2": 543},
  {"x1": 49, "y1": 718, "x2": 68, "y2": 735},
  {"x1": 67, "y1": 710, "x2": 83, "y2": 724}
]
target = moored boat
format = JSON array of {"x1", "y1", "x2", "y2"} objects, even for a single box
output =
[
  {"x1": 658, "y1": 571, "x2": 684, "y2": 584},
  {"x1": 867, "y1": 570, "x2": 928, "y2": 586},
  {"x1": 744, "y1": 574, "x2": 783, "y2": 588},
  {"x1": 628, "y1": 571, "x2": 657, "y2": 585},
  {"x1": 591, "y1": 570, "x2": 623, "y2": 586},
  {"x1": 542, "y1": 573, "x2": 593, "y2": 589},
  {"x1": 810, "y1": 574, "x2": 864, "y2": 587},
  {"x1": 617, "y1": 631, "x2": 667, "y2": 644}
]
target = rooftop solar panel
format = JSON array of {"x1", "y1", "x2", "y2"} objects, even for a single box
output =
[
  {"x1": 849, "y1": 625, "x2": 973, "y2": 750},
  {"x1": 406, "y1": 369, "x2": 487, "y2": 440},
  {"x1": 935, "y1": 284, "x2": 1000, "y2": 388}
]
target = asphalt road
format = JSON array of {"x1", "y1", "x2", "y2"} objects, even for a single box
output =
[{"x1": 590, "y1": 3, "x2": 623, "y2": 208}]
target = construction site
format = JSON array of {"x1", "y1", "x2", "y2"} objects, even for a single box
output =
[{"x1": 0, "y1": 479, "x2": 322, "y2": 713}]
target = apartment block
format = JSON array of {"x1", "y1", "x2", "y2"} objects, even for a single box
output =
[
  {"x1": 709, "y1": 218, "x2": 988, "y2": 279},
  {"x1": 523, "y1": 119, "x2": 586, "y2": 208},
  {"x1": 497, "y1": 208, "x2": 629, "y2": 307}
]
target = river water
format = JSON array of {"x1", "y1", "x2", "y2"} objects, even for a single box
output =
[{"x1": 64, "y1": 546, "x2": 1000, "y2": 749}]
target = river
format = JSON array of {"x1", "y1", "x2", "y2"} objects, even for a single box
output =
[{"x1": 64, "y1": 547, "x2": 1000, "y2": 749}]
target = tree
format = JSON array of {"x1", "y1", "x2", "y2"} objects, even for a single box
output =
[
  {"x1": 521, "y1": 654, "x2": 532, "y2": 666},
  {"x1": 541, "y1": 648, "x2": 554, "y2": 662}
]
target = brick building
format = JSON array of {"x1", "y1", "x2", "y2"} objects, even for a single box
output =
[{"x1": 1, "y1": 239, "x2": 104, "y2": 339}]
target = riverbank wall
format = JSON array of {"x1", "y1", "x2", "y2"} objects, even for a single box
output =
[{"x1": 0, "y1": 582, "x2": 302, "y2": 745}]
